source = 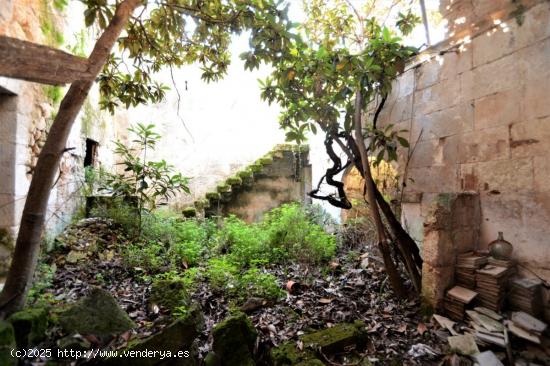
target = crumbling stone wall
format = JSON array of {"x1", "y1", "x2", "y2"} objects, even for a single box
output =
[
  {"x1": 0, "y1": 0, "x2": 123, "y2": 275},
  {"x1": 422, "y1": 193, "x2": 480, "y2": 310},
  {"x1": 374, "y1": 0, "x2": 550, "y2": 317},
  {"x1": 205, "y1": 149, "x2": 312, "y2": 223}
]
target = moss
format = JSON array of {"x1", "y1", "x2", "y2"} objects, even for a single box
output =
[
  {"x1": 43, "y1": 85, "x2": 63, "y2": 105},
  {"x1": 81, "y1": 100, "x2": 95, "y2": 136},
  {"x1": 52, "y1": 0, "x2": 68, "y2": 11},
  {"x1": 236, "y1": 170, "x2": 252, "y2": 179},
  {"x1": 39, "y1": 0, "x2": 64, "y2": 47},
  {"x1": 58, "y1": 288, "x2": 135, "y2": 338},
  {"x1": 226, "y1": 176, "x2": 242, "y2": 186},
  {"x1": 249, "y1": 163, "x2": 263, "y2": 173},
  {"x1": 194, "y1": 199, "x2": 210, "y2": 209},
  {"x1": 182, "y1": 207, "x2": 197, "y2": 218},
  {"x1": 301, "y1": 321, "x2": 367, "y2": 354},
  {"x1": 258, "y1": 156, "x2": 273, "y2": 165},
  {"x1": 216, "y1": 184, "x2": 231, "y2": 193},
  {"x1": 0, "y1": 228, "x2": 13, "y2": 251},
  {"x1": 7, "y1": 308, "x2": 48, "y2": 348},
  {"x1": 206, "y1": 192, "x2": 221, "y2": 201},
  {"x1": 104, "y1": 305, "x2": 204, "y2": 366},
  {"x1": 211, "y1": 312, "x2": 257, "y2": 366},
  {"x1": 0, "y1": 321, "x2": 16, "y2": 366},
  {"x1": 0, "y1": 321, "x2": 15, "y2": 346},
  {"x1": 270, "y1": 341, "x2": 318, "y2": 366},
  {"x1": 150, "y1": 278, "x2": 189, "y2": 312}
]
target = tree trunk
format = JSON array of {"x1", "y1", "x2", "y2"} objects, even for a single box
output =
[
  {"x1": 353, "y1": 89, "x2": 407, "y2": 298},
  {"x1": 0, "y1": 0, "x2": 142, "y2": 317}
]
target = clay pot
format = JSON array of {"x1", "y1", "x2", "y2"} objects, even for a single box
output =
[
  {"x1": 286, "y1": 280, "x2": 300, "y2": 294},
  {"x1": 488, "y1": 232, "x2": 513, "y2": 260}
]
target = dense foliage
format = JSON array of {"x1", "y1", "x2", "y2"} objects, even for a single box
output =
[
  {"x1": 96, "y1": 202, "x2": 336, "y2": 311},
  {"x1": 79, "y1": 0, "x2": 296, "y2": 113}
]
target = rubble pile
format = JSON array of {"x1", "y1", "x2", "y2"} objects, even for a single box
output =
[{"x1": 433, "y1": 309, "x2": 549, "y2": 365}]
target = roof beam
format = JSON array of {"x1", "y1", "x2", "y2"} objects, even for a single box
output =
[{"x1": 0, "y1": 36, "x2": 94, "y2": 85}]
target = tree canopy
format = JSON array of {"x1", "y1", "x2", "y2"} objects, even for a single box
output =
[{"x1": 80, "y1": 0, "x2": 297, "y2": 113}]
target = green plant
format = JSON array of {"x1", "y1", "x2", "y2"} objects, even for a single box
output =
[
  {"x1": 121, "y1": 241, "x2": 166, "y2": 272},
  {"x1": 218, "y1": 216, "x2": 270, "y2": 267},
  {"x1": 44, "y1": 86, "x2": 63, "y2": 105},
  {"x1": 206, "y1": 258, "x2": 239, "y2": 292},
  {"x1": 263, "y1": 203, "x2": 336, "y2": 264},
  {"x1": 52, "y1": 0, "x2": 68, "y2": 11},
  {"x1": 26, "y1": 262, "x2": 56, "y2": 306},
  {"x1": 238, "y1": 268, "x2": 284, "y2": 301},
  {"x1": 101, "y1": 123, "x2": 190, "y2": 234},
  {"x1": 169, "y1": 220, "x2": 209, "y2": 267},
  {"x1": 150, "y1": 271, "x2": 189, "y2": 312}
]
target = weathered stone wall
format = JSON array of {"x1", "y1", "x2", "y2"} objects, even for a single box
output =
[
  {"x1": 421, "y1": 193, "x2": 480, "y2": 310},
  {"x1": 375, "y1": 0, "x2": 550, "y2": 316},
  {"x1": 0, "y1": 0, "x2": 122, "y2": 274},
  {"x1": 208, "y1": 149, "x2": 312, "y2": 223}
]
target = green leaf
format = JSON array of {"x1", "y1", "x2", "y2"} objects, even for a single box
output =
[{"x1": 397, "y1": 136, "x2": 410, "y2": 148}]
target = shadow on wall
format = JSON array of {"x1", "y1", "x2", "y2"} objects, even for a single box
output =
[{"x1": 0, "y1": 88, "x2": 18, "y2": 275}]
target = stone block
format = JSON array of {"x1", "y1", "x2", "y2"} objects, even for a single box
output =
[
  {"x1": 415, "y1": 58, "x2": 441, "y2": 90},
  {"x1": 472, "y1": 23, "x2": 518, "y2": 67},
  {"x1": 459, "y1": 69, "x2": 475, "y2": 103},
  {"x1": 59, "y1": 288, "x2": 135, "y2": 338},
  {"x1": 388, "y1": 93, "x2": 413, "y2": 124},
  {"x1": 458, "y1": 125, "x2": 509, "y2": 163},
  {"x1": 409, "y1": 135, "x2": 459, "y2": 168},
  {"x1": 516, "y1": 3, "x2": 550, "y2": 50},
  {"x1": 522, "y1": 37, "x2": 550, "y2": 84},
  {"x1": 474, "y1": 89, "x2": 520, "y2": 130},
  {"x1": 7, "y1": 308, "x2": 48, "y2": 348},
  {"x1": 422, "y1": 263, "x2": 455, "y2": 310},
  {"x1": 510, "y1": 117, "x2": 550, "y2": 158},
  {"x1": 407, "y1": 165, "x2": 459, "y2": 193},
  {"x1": 212, "y1": 312, "x2": 256, "y2": 366},
  {"x1": 414, "y1": 76, "x2": 461, "y2": 116},
  {"x1": 533, "y1": 156, "x2": 550, "y2": 192},
  {"x1": 471, "y1": 0, "x2": 511, "y2": 23},
  {"x1": 452, "y1": 229, "x2": 478, "y2": 253},
  {"x1": 471, "y1": 53, "x2": 519, "y2": 99},
  {"x1": 479, "y1": 190, "x2": 550, "y2": 273},
  {"x1": 412, "y1": 102, "x2": 474, "y2": 141},
  {"x1": 442, "y1": 47, "x2": 473, "y2": 77},
  {"x1": 440, "y1": 0, "x2": 476, "y2": 38},
  {"x1": 402, "y1": 192, "x2": 423, "y2": 203},
  {"x1": 524, "y1": 75, "x2": 550, "y2": 120},
  {"x1": 423, "y1": 229, "x2": 455, "y2": 267},
  {"x1": 0, "y1": 320, "x2": 17, "y2": 366},
  {"x1": 459, "y1": 157, "x2": 534, "y2": 192},
  {"x1": 401, "y1": 202, "x2": 424, "y2": 243},
  {"x1": 397, "y1": 68, "x2": 415, "y2": 97}
]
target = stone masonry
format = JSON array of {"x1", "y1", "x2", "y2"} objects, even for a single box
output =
[{"x1": 374, "y1": 0, "x2": 550, "y2": 318}]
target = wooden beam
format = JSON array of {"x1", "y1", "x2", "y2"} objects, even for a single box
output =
[{"x1": 0, "y1": 36, "x2": 94, "y2": 85}]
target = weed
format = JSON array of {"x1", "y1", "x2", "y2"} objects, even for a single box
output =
[
  {"x1": 205, "y1": 258, "x2": 239, "y2": 292},
  {"x1": 121, "y1": 241, "x2": 166, "y2": 272},
  {"x1": 218, "y1": 216, "x2": 270, "y2": 267},
  {"x1": 150, "y1": 271, "x2": 189, "y2": 312},
  {"x1": 27, "y1": 262, "x2": 57, "y2": 306},
  {"x1": 238, "y1": 268, "x2": 284, "y2": 301},
  {"x1": 263, "y1": 203, "x2": 336, "y2": 264}
]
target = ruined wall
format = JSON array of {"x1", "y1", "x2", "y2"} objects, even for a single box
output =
[
  {"x1": 374, "y1": 0, "x2": 550, "y2": 304},
  {"x1": 0, "y1": 0, "x2": 122, "y2": 274},
  {"x1": 200, "y1": 148, "x2": 312, "y2": 223}
]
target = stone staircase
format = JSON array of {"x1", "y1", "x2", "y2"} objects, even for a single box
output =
[{"x1": 182, "y1": 144, "x2": 312, "y2": 222}]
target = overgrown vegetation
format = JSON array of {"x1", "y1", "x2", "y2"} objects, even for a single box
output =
[
  {"x1": 82, "y1": 202, "x2": 336, "y2": 313},
  {"x1": 98, "y1": 123, "x2": 190, "y2": 235}
]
